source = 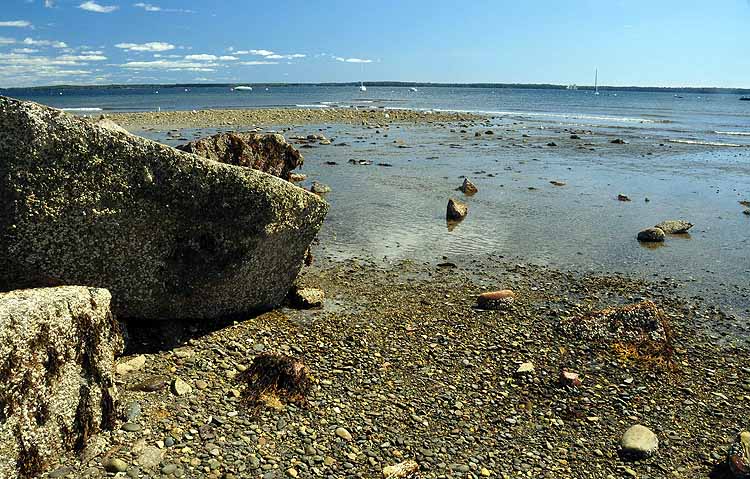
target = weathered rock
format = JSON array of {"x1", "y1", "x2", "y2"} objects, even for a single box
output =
[
  {"x1": 477, "y1": 290, "x2": 516, "y2": 310},
  {"x1": 617, "y1": 194, "x2": 632, "y2": 202},
  {"x1": 176, "y1": 131, "x2": 303, "y2": 181},
  {"x1": 289, "y1": 285, "x2": 324, "y2": 309},
  {"x1": 93, "y1": 117, "x2": 129, "y2": 135},
  {"x1": 550, "y1": 180, "x2": 566, "y2": 186},
  {"x1": 137, "y1": 445, "x2": 164, "y2": 470},
  {"x1": 611, "y1": 138, "x2": 627, "y2": 144},
  {"x1": 559, "y1": 370, "x2": 582, "y2": 388},
  {"x1": 637, "y1": 227, "x2": 666, "y2": 242},
  {"x1": 311, "y1": 181, "x2": 331, "y2": 195},
  {"x1": 446, "y1": 198, "x2": 468, "y2": 221},
  {"x1": 0, "y1": 97, "x2": 328, "y2": 320},
  {"x1": 457, "y1": 178, "x2": 478, "y2": 195},
  {"x1": 171, "y1": 377, "x2": 192, "y2": 396},
  {"x1": 727, "y1": 431, "x2": 750, "y2": 478},
  {"x1": 654, "y1": 220, "x2": 693, "y2": 234},
  {"x1": 0, "y1": 286, "x2": 122, "y2": 479},
  {"x1": 335, "y1": 427, "x2": 353, "y2": 441},
  {"x1": 116, "y1": 354, "x2": 147, "y2": 375},
  {"x1": 516, "y1": 362, "x2": 534, "y2": 375},
  {"x1": 103, "y1": 458, "x2": 128, "y2": 473},
  {"x1": 621, "y1": 425, "x2": 658, "y2": 458},
  {"x1": 289, "y1": 173, "x2": 307, "y2": 183},
  {"x1": 383, "y1": 460, "x2": 420, "y2": 478}
]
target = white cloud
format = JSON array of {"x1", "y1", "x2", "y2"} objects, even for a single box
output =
[
  {"x1": 133, "y1": 2, "x2": 194, "y2": 13},
  {"x1": 0, "y1": 37, "x2": 16, "y2": 45},
  {"x1": 78, "y1": 1, "x2": 119, "y2": 13},
  {"x1": 57, "y1": 54, "x2": 107, "y2": 61},
  {"x1": 240, "y1": 61, "x2": 278, "y2": 65},
  {"x1": 184, "y1": 54, "x2": 217, "y2": 61},
  {"x1": 335, "y1": 57, "x2": 372, "y2": 63},
  {"x1": 0, "y1": 21, "x2": 32, "y2": 28},
  {"x1": 115, "y1": 42, "x2": 175, "y2": 52},
  {"x1": 120, "y1": 59, "x2": 217, "y2": 71},
  {"x1": 13, "y1": 48, "x2": 39, "y2": 53},
  {"x1": 235, "y1": 49, "x2": 274, "y2": 56},
  {"x1": 265, "y1": 53, "x2": 305, "y2": 60},
  {"x1": 44, "y1": 0, "x2": 55, "y2": 7},
  {"x1": 218, "y1": 55, "x2": 237, "y2": 61},
  {"x1": 23, "y1": 37, "x2": 68, "y2": 48},
  {"x1": 81, "y1": 50, "x2": 104, "y2": 55}
]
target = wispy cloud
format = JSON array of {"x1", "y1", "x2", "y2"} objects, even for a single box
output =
[
  {"x1": 266, "y1": 53, "x2": 305, "y2": 60},
  {"x1": 335, "y1": 57, "x2": 372, "y2": 63},
  {"x1": 120, "y1": 59, "x2": 216, "y2": 71},
  {"x1": 0, "y1": 21, "x2": 32, "y2": 28},
  {"x1": 240, "y1": 61, "x2": 278, "y2": 65},
  {"x1": 133, "y1": 2, "x2": 194, "y2": 13},
  {"x1": 58, "y1": 53, "x2": 107, "y2": 61},
  {"x1": 78, "y1": 1, "x2": 119, "y2": 13},
  {"x1": 23, "y1": 37, "x2": 68, "y2": 48},
  {"x1": 44, "y1": 0, "x2": 55, "y2": 7},
  {"x1": 13, "y1": 47, "x2": 38, "y2": 53},
  {"x1": 115, "y1": 41, "x2": 175, "y2": 52},
  {"x1": 235, "y1": 49, "x2": 274, "y2": 56},
  {"x1": 0, "y1": 37, "x2": 16, "y2": 45},
  {"x1": 184, "y1": 54, "x2": 217, "y2": 61}
]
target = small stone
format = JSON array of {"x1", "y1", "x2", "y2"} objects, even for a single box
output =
[
  {"x1": 611, "y1": 138, "x2": 627, "y2": 144},
  {"x1": 637, "y1": 227, "x2": 665, "y2": 242},
  {"x1": 516, "y1": 362, "x2": 534, "y2": 375},
  {"x1": 286, "y1": 468, "x2": 298, "y2": 477},
  {"x1": 477, "y1": 290, "x2": 515, "y2": 310},
  {"x1": 335, "y1": 427, "x2": 353, "y2": 441},
  {"x1": 124, "y1": 401, "x2": 141, "y2": 422},
  {"x1": 130, "y1": 376, "x2": 168, "y2": 392},
  {"x1": 621, "y1": 424, "x2": 658, "y2": 457},
  {"x1": 446, "y1": 198, "x2": 468, "y2": 221},
  {"x1": 103, "y1": 458, "x2": 128, "y2": 473},
  {"x1": 172, "y1": 377, "x2": 192, "y2": 396},
  {"x1": 116, "y1": 355, "x2": 147, "y2": 375},
  {"x1": 121, "y1": 422, "x2": 142, "y2": 432},
  {"x1": 137, "y1": 446, "x2": 163, "y2": 469},
  {"x1": 289, "y1": 286, "x2": 325, "y2": 309},
  {"x1": 617, "y1": 194, "x2": 632, "y2": 202},
  {"x1": 550, "y1": 180, "x2": 566, "y2": 186},
  {"x1": 161, "y1": 463, "x2": 178, "y2": 474},
  {"x1": 310, "y1": 181, "x2": 331, "y2": 195},
  {"x1": 559, "y1": 370, "x2": 582, "y2": 387},
  {"x1": 480, "y1": 468, "x2": 491, "y2": 477},
  {"x1": 382, "y1": 460, "x2": 419, "y2": 478},
  {"x1": 164, "y1": 436, "x2": 175, "y2": 447},
  {"x1": 458, "y1": 178, "x2": 478, "y2": 195},
  {"x1": 195, "y1": 380, "x2": 208, "y2": 390}
]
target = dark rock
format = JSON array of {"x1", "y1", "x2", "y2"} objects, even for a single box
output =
[
  {"x1": 176, "y1": 131, "x2": 303, "y2": 181},
  {"x1": 547, "y1": 142, "x2": 557, "y2": 147},
  {"x1": 617, "y1": 194, "x2": 632, "y2": 202},
  {"x1": 550, "y1": 180, "x2": 566, "y2": 186},
  {"x1": 570, "y1": 134, "x2": 581, "y2": 139},
  {"x1": 0, "y1": 286, "x2": 122, "y2": 479},
  {"x1": 611, "y1": 138, "x2": 627, "y2": 144},
  {"x1": 0, "y1": 97, "x2": 328, "y2": 320},
  {"x1": 637, "y1": 227, "x2": 666, "y2": 242},
  {"x1": 446, "y1": 198, "x2": 468, "y2": 221}
]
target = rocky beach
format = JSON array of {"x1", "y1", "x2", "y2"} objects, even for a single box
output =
[{"x1": 1, "y1": 99, "x2": 749, "y2": 479}]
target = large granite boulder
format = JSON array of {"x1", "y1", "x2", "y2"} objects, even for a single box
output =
[
  {"x1": 176, "y1": 132, "x2": 304, "y2": 181},
  {"x1": 0, "y1": 286, "x2": 123, "y2": 479},
  {"x1": 0, "y1": 97, "x2": 329, "y2": 319}
]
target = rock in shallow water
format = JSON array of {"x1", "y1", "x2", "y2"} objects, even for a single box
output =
[
  {"x1": 446, "y1": 198, "x2": 468, "y2": 220},
  {"x1": 0, "y1": 286, "x2": 122, "y2": 479},
  {"x1": 654, "y1": 220, "x2": 693, "y2": 234},
  {"x1": 458, "y1": 178, "x2": 478, "y2": 195},
  {"x1": 620, "y1": 424, "x2": 658, "y2": 458},
  {"x1": 637, "y1": 227, "x2": 666, "y2": 242},
  {"x1": 0, "y1": 97, "x2": 328, "y2": 320}
]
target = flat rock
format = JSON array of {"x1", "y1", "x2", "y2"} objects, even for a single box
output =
[
  {"x1": 382, "y1": 460, "x2": 420, "y2": 478},
  {"x1": 621, "y1": 424, "x2": 658, "y2": 457},
  {"x1": 176, "y1": 131, "x2": 303, "y2": 181},
  {"x1": 116, "y1": 354, "x2": 147, "y2": 375},
  {"x1": 0, "y1": 286, "x2": 122, "y2": 479},
  {"x1": 477, "y1": 289, "x2": 516, "y2": 309},
  {"x1": 335, "y1": 427, "x2": 352, "y2": 441},
  {"x1": 654, "y1": 220, "x2": 693, "y2": 234},
  {"x1": 637, "y1": 227, "x2": 665, "y2": 242},
  {"x1": 0, "y1": 97, "x2": 328, "y2": 320},
  {"x1": 172, "y1": 377, "x2": 192, "y2": 396}
]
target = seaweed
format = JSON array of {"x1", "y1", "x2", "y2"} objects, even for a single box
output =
[{"x1": 236, "y1": 352, "x2": 312, "y2": 410}]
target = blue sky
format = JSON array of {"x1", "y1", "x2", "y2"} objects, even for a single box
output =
[{"x1": 1, "y1": 0, "x2": 749, "y2": 88}]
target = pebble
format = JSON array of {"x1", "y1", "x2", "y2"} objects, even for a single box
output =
[
  {"x1": 621, "y1": 425, "x2": 658, "y2": 458},
  {"x1": 121, "y1": 422, "x2": 142, "y2": 432},
  {"x1": 171, "y1": 377, "x2": 192, "y2": 396},
  {"x1": 335, "y1": 427, "x2": 353, "y2": 441},
  {"x1": 103, "y1": 458, "x2": 128, "y2": 473}
]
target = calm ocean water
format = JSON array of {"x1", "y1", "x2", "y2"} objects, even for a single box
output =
[{"x1": 3, "y1": 85, "x2": 750, "y2": 145}]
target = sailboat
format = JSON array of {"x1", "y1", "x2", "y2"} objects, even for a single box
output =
[
  {"x1": 594, "y1": 68, "x2": 600, "y2": 95},
  {"x1": 359, "y1": 81, "x2": 367, "y2": 92}
]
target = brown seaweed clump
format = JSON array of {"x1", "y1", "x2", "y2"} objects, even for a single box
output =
[
  {"x1": 237, "y1": 352, "x2": 312, "y2": 410},
  {"x1": 559, "y1": 300, "x2": 674, "y2": 367}
]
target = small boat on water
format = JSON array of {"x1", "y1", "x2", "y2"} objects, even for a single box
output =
[
  {"x1": 409, "y1": 87, "x2": 418, "y2": 92},
  {"x1": 359, "y1": 81, "x2": 367, "y2": 92},
  {"x1": 234, "y1": 86, "x2": 253, "y2": 91},
  {"x1": 741, "y1": 97, "x2": 750, "y2": 101}
]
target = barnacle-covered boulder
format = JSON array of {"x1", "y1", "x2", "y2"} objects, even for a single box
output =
[
  {"x1": 0, "y1": 286, "x2": 122, "y2": 479},
  {"x1": 0, "y1": 96, "x2": 328, "y2": 319}
]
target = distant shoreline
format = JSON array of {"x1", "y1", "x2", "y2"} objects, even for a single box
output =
[{"x1": 3, "y1": 82, "x2": 750, "y2": 95}]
